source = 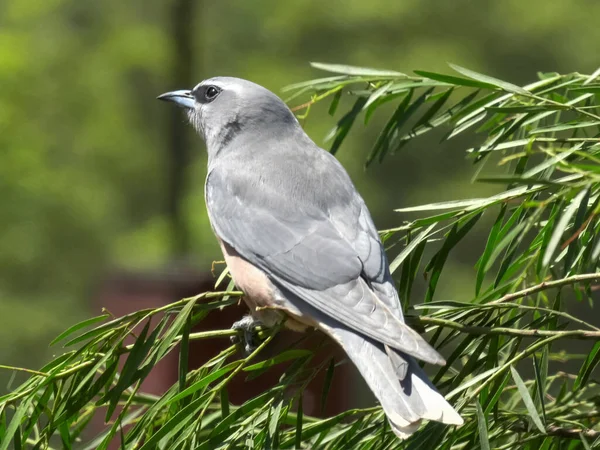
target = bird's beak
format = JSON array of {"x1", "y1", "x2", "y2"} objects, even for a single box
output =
[{"x1": 157, "y1": 90, "x2": 195, "y2": 109}]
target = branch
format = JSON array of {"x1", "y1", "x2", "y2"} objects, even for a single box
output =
[
  {"x1": 546, "y1": 425, "x2": 599, "y2": 440},
  {"x1": 413, "y1": 316, "x2": 600, "y2": 340},
  {"x1": 490, "y1": 273, "x2": 600, "y2": 304}
]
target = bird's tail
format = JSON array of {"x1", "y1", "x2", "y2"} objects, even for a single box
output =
[{"x1": 327, "y1": 325, "x2": 463, "y2": 439}]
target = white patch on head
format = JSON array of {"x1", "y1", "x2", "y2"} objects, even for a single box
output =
[{"x1": 195, "y1": 79, "x2": 247, "y2": 96}]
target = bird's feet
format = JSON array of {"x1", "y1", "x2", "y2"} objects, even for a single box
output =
[{"x1": 230, "y1": 315, "x2": 264, "y2": 355}]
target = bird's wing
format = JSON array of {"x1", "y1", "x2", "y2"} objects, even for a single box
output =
[{"x1": 206, "y1": 154, "x2": 443, "y2": 365}]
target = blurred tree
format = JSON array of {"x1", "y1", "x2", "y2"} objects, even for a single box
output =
[
  {"x1": 165, "y1": 0, "x2": 196, "y2": 256},
  {"x1": 1, "y1": 0, "x2": 600, "y2": 393}
]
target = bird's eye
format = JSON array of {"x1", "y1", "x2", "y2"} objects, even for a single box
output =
[{"x1": 205, "y1": 86, "x2": 220, "y2": 101}]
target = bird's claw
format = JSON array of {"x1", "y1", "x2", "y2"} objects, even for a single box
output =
[{"x1": 230, "y1": 315, "x2": 263, "y2": 355}]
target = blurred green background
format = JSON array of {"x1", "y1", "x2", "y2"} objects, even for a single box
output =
[{"x1": 1, "y1": 0, "x2": 599, "y2": 385}]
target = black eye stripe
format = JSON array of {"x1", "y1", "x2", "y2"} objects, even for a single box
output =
[{"x1": 192, "y1": 85, "x2": 221, "y2": 104}]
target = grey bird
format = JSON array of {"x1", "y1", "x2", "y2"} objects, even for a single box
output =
[{"x1": 158, "y1": 77, "x2": 463, "y2": 438}]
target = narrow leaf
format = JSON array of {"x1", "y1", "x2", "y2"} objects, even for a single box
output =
[
  {"x1": 574, "y1": 341, "x2": 600, "y2": 391},
  {"x1": 311, "y1": 62, "x2": 406, "y2": 77},
  {"x1": 543, "y1": 189, "x2": 588, "y2": 267},
  {"x1": 389, "y1": 224, "x2": 436, "y2": 274},
  {"x1": 363, "y1": 82, "x2": 393, "y2": 110},
  {"x1": 475, "y1": 401, "x2": 490, "y2": 450},
  {"x1": 510, "y1": 366, "x2": 546, "y2": 434},
  {"x1": 320, "y1": 358, "x2": 335, "y2": 414},
  {"x1": 414, "y1": 70, "x2": 496, "y2": 90},
  {"x1": 449, "y1": 63, "x2": 530, "y2": 95},
  {"x1": 243, "y1": 350, "x2": 313, "y2": 372},
  {"x1": 50, "y1": 314, "x2": 110, "y2": 346}
]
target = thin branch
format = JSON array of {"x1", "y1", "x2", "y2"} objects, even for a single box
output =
[
  {"x1": 536, "y1": 137, "x2": 600, "y2": 143},
  {"x1": 414, "y1": 316, "x2": 600, "y2": 340},
  {"x1": 490, "y1": 272, "x2": 600, "y2": 304},
  {"x1": 546, "y1": 425, "x2": 599, "y2": 440},
  {"x1": 0, "y1": 365, "x2": 49, "y2": 377},
  {"x1": 559, "y1": 410, "x2": 600, "y2": 421},
  {"x1": 527, "y1": 91, "x2": 600, "y2": 122},
  {"x1": 479, "y1": 302, "x2": 600, "y2": 331},
  {"x1": 560, "y1": 213, "x2": 597, "y2": 250},
  {"x1": 291, "y1": 99, "x2": 316, "y2": 112}
]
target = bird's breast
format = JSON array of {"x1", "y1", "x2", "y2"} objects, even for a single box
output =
[{"x1": 217, "y1": 238, "x2": 315, "y2": 332}]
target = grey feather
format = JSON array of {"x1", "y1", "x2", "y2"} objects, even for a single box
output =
[{"x1": 205, "y1": 139, "x2": 444, "y2": 364}]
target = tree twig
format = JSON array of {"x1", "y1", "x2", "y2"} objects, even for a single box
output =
[
  {"x1": 546, "y1": 425, "x2": 599, "y2": 440},
  {"x1": 413, "y1": 316, "x2": 600, "y2": 340},
  {"x1": 0, "y1": 365, "x2": 49, "y2": 377},
  {"x1": 490, "y1": 272, "x2": 600, "y2": 304}
]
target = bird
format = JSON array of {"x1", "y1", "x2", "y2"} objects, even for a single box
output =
[{"x1": 158, "y1": 77, "x2": 463, "y2": 438}]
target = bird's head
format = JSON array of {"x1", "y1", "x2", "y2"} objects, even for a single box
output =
[{"x1": 158, "y1": 77, "x2": 298, "y2": 153}]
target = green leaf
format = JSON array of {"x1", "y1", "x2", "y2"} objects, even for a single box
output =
[
  {"x1": 476, "y1": 204, "x2": 506, "y2": 295},
  {"x1": 532, "y1": 352, "x2": 548, "y2": 426},
  {"x1": 482, "y1": 372, "x2": 511, "y2": 414},
  {"x1": 328, "y1": 89, "x2": 343, "y2": 116},
  {"x1": 220, "y1": 388, "x2": 229, "y2": 419},
  {"x1": 584, "y1": 67, "x2": 600, "y2": 85},
  {"x1": 485, "y1": 105, "x2": 567, "y2": 113},
  {"x1": 449, "y1": 63, "x2": 530, "y2": 95},
  {"x1": 138, "y1": 394, "x2": 209, "y2": 450},
  {"x1": 63, "y1": 316, "x2": 130, "y2": 347},
  {"x1": 153, "y1": 298, "x2": 197, "y2": 361},
  {"x1": 320, "y1": 359, "x2": 335, "y2": 414},
  {"x1": 243, "y1": 349, "x2": 313, "y2": 371},
  {"x1": 311, "y1": 62, "x2": 406, "y2": 77},
  {"x1": 373, "y1": 87, "x2": 435, "y2": 163},
  {"x1": 362, "y1": 82, "x2": 393, "y2": 110},
  {"x1": 295, "y1": 394, "x2": 303, "y2": 449},
  {"x1": 168, "y1": 362, "x2": 238, "y2": 404},
  {"x1": 365, "y1": 89, "x2": 413, "y2": 166},
  {"x1": 0, "y1": 398, "x2": 31, "y2": 450},
  {"x1": 50, "y1": 314, "x2": 110, "y2": 346},
  {"x1": 267, "y1": 399, "x2": 283, "y2": 444},
  {"x1": 412, "y1": 88, "x2": 454, "y2": 130},
  {"x1": 364, "y1": 91, "x2": 408, "y2": 125},
  {"x1": 414, "y1": 70, "x2": 496, "y2": 90},
  {"x1": 403, "y1": 90, "x2": 480, "y2": 141},
  {"x1": 592, "y1": 231, "x2": 600, "y2": 261},
  {"x1": 397, "y1": 198, "x2": 487, "y2": 212},
  {"x1": 510, "y1": 366, "x2": 546, "y2": 434},
  {"x1": 178, "y1": 315, "x2": 191, "y2": 395},
  {"x1": 574, "y1": 341, "x2": 600, "y2": 391},
  {"x1": 101, "y1": 319, "x2": 155, "y2": 420},
  {"x1": 396, "y1": 185, "x2": 535, "y2": 213},
  {"x1": 543, "y1": 189, "x2": 588, "y2": 267},
  {"x1": 282, "y1": 75, "x2": 347, "y2": 92},
  {"x1": 206, "y1": 389, "x2": 282, "y2": 441},
  {"x1": 475, "y1": 401, "x2": 490, "y2": 450},
  {"x1": 563, "y1": 187, "x2": 592, "y2": 275},
  {"x1": 569, "y1": 85, "x2": 600, "y2": 94},
  {"x1": 400, "y1": 238, "x2": 427, "y2": 311},
  {"x1": 446, "y1": 368, "x2": 496, "y2": 399},
  {"x1": 214, "y1": 266, "x2": 230, "y2": 289},
  {"x1": 389, "y1": 224, "x2": 436, "y2": 274},
  {"x1": 529, "y1": 121, "x2": 600, "y2": 134},
  {"x1": 425, "y1": 213, "x2": 482, "y2": 302},
  {"x1": 327, "y1": 97, "x2": 367, "y2": 155}
]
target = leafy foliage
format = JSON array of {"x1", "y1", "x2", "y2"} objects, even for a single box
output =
[{"x1": 2, "y1": 63, "x2": 600, "y2": 449}]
